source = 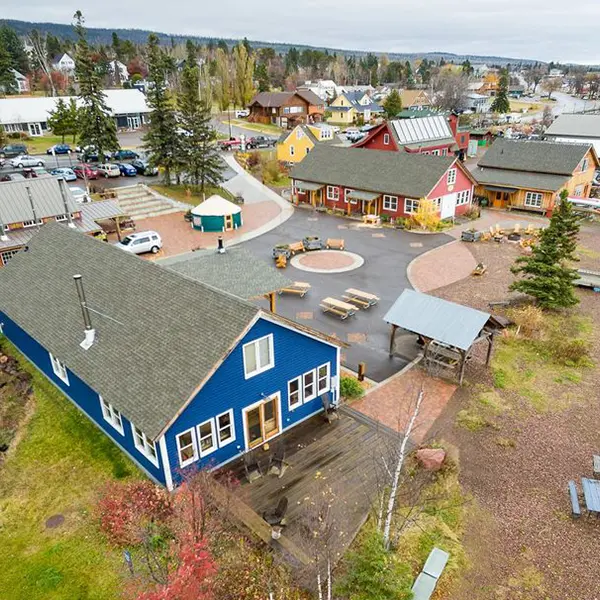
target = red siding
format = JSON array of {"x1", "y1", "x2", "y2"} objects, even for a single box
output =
[
  {"x1": 354, "y1": 124, "x2": 399, "y2": 151},
  {"x1": 404, "y1": 142, "x2": 455, "y2": 156}
]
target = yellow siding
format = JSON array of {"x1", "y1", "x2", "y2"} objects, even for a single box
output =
[
  {"x1": 276, "y1": 126, "x2": 316, "y2": 163},
  {"x1": 564, "y1": 149, "x2": 596, "y2": 197}
]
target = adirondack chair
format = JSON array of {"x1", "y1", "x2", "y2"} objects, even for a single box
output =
[
  {"x1": 263, "y1": 496, "x2": 289, "y2": 526},
  {"x1": 244, "y1": 453, "x2": 263, "y2": 483},
  {"x1": 268, "y1": 444, "x2": 289, "y2": 478},
  {"x1": 322, "y1": 392, "x2": 339, "y2": 423}
]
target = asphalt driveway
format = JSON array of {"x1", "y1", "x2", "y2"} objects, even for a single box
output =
[{"x1": 243, "y1": 208, "x2": 452, "y2": 382}]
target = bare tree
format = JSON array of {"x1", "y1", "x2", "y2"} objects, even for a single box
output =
[
  {"x1": 523, "y1": 66, "x2": 546, "y2": 93},
  {"x1": 542, "y1": 77, "x2": 562, "y2": 100},
  {"x1": 431, "y1": 71, "x2": 468, "y2": 112},
  {"x1": 28, "y1": 31, "x2": 56, "y2": 96},
  {"x1": 542, "y1": 105, "x2": 554, "y2": 129}
]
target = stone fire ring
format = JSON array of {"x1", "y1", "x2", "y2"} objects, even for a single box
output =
[{"x1": 291, "y1": 250, "x2": 364, "y2": 274}]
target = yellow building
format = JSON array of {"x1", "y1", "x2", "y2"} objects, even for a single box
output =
[
  {"x1": 276, "y1": 124, "x2": 339, "y2": 163},
  {"x1": 473, "y1": 139, "x2": 598, "y2": 216},
  {"x1": 326, "y1": 91, "x2": 384, "y2": 125}
]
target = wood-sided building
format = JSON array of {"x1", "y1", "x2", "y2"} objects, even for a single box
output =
[{"x1": 247, "y1": 91, "x2": 324, "y2": 128}]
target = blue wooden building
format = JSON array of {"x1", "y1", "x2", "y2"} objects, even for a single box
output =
[{"x1": 0, "y1": 224, "x2": 341, "y2": 489}]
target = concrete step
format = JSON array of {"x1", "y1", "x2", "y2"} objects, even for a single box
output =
[
  {"x1": 132, "y1": 206, "x2": 183, "y2": 220},
  {"x1": 117, "y1": 197, "x2": 172, "y2": 211}
]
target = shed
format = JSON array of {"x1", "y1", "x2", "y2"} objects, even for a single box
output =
[
  {"x1": 190, "y1": 195, "x2": 242, "y2": 232},
  {"x1": 384, "y1": 289, "x2": 503, "y2": 384}
]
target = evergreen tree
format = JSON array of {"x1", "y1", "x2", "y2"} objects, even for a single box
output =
[
  {"x1": 0, "y1": 25, "x2": 30, "y2": 73},
  {"x1": 255, "y1": 63, "x2": 270, "y2": 92},
  {"x1": 510, "y1": 190, "x2": 580, "y2": 308},
  {"x1": 47, "y1": 98, "x2": 71, "y2": 141},
  {"x1": 0, "y1": 39, "x2": 16, "y2": 95},
  {"x1": 383, "y1": 89, "x2": 402, "y2": 118},
  {"x1": 491, "y1": 68, "x2": 510, "y2": 113},
  {"x1": 143, "y1": 33, "x2": 180, "y2": 185},
  {"x1": 178, "y1": 43, "x2": 223, "y2": 191},
  {"x1": 73, "y1": 12, "x2": 119, "y2": 159}
]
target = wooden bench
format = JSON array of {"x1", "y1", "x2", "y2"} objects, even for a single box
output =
[
  {"x1": 278, "y1": 282, "x2": 311, "y2": 297},
  {"x1": 345, "y1": 288, "x2": 380, "y2": 306},
  {"x1": 326, "y1": 238, "x2": 345, "y2": 250},
  {"x1": 343, "y1": 295, "x2": 370, "y2": 309},
  {"x1": 568, "y1": 480, "x2": 581, "y2": 518},
  {"x1": 320, "y1": 297, "x2": 356, "y2": 320},
  {"x1": 288, "y1": 241, "x2": 305, "y2": 255}
]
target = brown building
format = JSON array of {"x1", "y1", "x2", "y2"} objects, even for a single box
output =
[{"x1": 247, "y1": 90, "x2": 324, "y2": 128}]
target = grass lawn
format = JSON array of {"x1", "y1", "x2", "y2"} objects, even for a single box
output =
[
  {"x1": 0, "y1": 342, "x2": 141, "y2": 600},
  {"x1": 150, "y1": 183, "x2": 235, "y2": 206},
  {"x1": 227, "y1": 119, "x2": 283, "y2": 135},
  {"x1": 19, "y1": 135, "x2": 75, "y2": 155}
]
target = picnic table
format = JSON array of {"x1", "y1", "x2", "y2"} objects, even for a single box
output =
[
  {"x1": 582, "y1": 478, "x2": 600, "y2": 514},
  {"x1": 320, "y1": 297, "x2": 356, "y2": 320},
  {"x1": 343, "y1": 288, "x2": 380, "y2": 308},
  {"x1": 278, "y1": 282, "x2": 311, "y2": 297}
]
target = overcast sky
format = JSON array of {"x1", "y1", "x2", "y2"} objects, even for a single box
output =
[{"x1": 4, "y1": 1, "x2": 599, "y2": 64}]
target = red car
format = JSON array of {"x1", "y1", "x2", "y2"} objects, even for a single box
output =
[
  {"x1": 73, "y1": 163, "x2": 99, "y2": 180},
  {"x1": 218, "y1": 138, "x2": 241, "y2": 151}
]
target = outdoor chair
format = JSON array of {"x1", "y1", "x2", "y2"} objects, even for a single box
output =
[
  {"x1": 244, "y1": 452, "x2": 263, "y2": 483},
  {"x1": 263, "y1": 496, "x2": 289, "y2": 526},
  {"x1": 268, "y1": 444, "x2": 289, "y2": 478},
  {"x1": 322, "y1": 392, "x2": 339, "y2": 423}
]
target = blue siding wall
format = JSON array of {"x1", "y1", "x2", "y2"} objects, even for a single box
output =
[
  {"x1": 0, "y1": 311, "x2": 167, "y2": 486},
  {"x1": 165, "y1": 316, "x2": 338, "y2": 483}
]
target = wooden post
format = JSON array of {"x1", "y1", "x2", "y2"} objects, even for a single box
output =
[
  {"x1": 485, "y1": 333, "x2": 494, "y2": 366},
  {"x1": 115, "y1": 217, "x2": 122, "y2": 242},
  {"x1": 388, "y1": 324, "x2": 398, "y2": 357},
  {"x1": 268, "y1": 292, "x2": 276, "y2": 313},
  {"x1": 358, "y1": 362, "x2": 366, "y2": 381},
  {"x1": 458, "y1": 349, "x2": 468, "y2": 385}
]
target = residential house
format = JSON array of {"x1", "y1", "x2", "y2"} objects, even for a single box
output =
[
  {"x1": 465, "y1": 93, "x2": 491, "y2": 114},
  {"x1": 335, "y1": 84, "x2": 375, "y2": 96},
  {"x1": 52, "y1": 52, "x2": 76, "y2": 74},
  {"x1": 276, "y1": 123, "x2": 344, "y2": 163},
  {"x1": 353, "y1": 113, "x2": 470, "y2": 158},
  {"x1": 473, "y1": 139, "x2": 598, "y2": 215},
  {"x1": 544, "y1": 114, "x2": 600, "y2": 155},
  {"x1": 290, "y1": 145, "x2": 476, "y2": 220},
  {"x1": 298, "y1": 80, "x2": 338, "y2": 101},
  {"x1": 0, "y1": 224, "x2": 342, "y2": 490},
  {"x1": 508, "y1": 85, "x2": 525, "y2": 98},
  {"x1": 11, "y1": 69, "x2": 29, "y2": 93},
  {"x1": 247, "y1": 91, "x2": 324, "y2": 128},
  {"x1": 0, "y1": 175, "x2": 124, "y2": 266},
  {"x1": 109, "y1": 60, "x2": 130, "y2": 85},
  {"x1": 398, "y1": 89, "x2": 432, "y2": 111},
  {"x1": 327, "y1": 91, "x2": 383, "y2": 126},
  {"x1": 549, "y1": 68, "x2": 564, "y2": 78},
  {"x1": 472, "y1": 63, "x2": 490, "y2": 76},
  {"x1": 0, "y1": 89, "x2": 150, "y2": 136},
  {"x1": 479, "y1": 72, "x2": 499, "y2": 96}
]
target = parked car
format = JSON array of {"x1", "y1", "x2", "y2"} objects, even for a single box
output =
[
  {"x1": 131, "y1": 158, "x2": 159, "y2": 176},
  {"x1": 22, "y1": 167, "x2": 48, "y2": 178},
  {"x1": 69, "y1": 186, "x2": 91, "y2": 204},
  {"x1": 78, "y1": 146, "x2": 111, "y2": 162},
  {"x1": 344, "y1": 128, "x2": 364, "y2": 142},
  {"x1": 246, "y1": 136, "x2": 276, "y2": 149},
  {"x1": 112, "y1": 149, "x2": 139, "y2": 161},
  {"x1": 218, "y1": 138, "x2": 241, "y2": 151},
  {"x1": 235, "y1": 109, "x2": 250, "y2": 118},
  {"x1": 116, "y1": 162, "x2": 137, "y2": 177},
  {"x1": 0, "y1": 172, "x2": 26, "y2": 182},
  {"x1": 97, "y1": 163, "x2": 121, "y2": 178},
  {"x1": 0, "y1": 144, "x2": 28, "y2": 158},
  {"x1": 10, "y1": 155, "x2": 45, "y2": 168},
  {"x1": 50, "y1": 167, "x2": 77, "y2": 182},
  {"x1": 115, "y1": 231, "x2": 163, "y2": 255},
  {"x1": 73, "y1": 163, "x2": 99, "y2": 180},
  {"x1": 46, "y1": 143, "x2": 72, "y2": 155}
]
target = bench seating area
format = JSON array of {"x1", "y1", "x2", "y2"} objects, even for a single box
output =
[
  {"x1": 320, "y1": 297, "x2": 356, "y2": 320},
  {"x1": 326, "y1": 238, "x2": 345, "y2": 250},
  {"x1": 288, "y1": 241, "x2": 305, "y2": 254},
  {"x1": 278, "y1": 282, "x2": 311, "y2": 297},
  {"x1": 569, "y1": 480, "x2": 581, "y2": 518}
]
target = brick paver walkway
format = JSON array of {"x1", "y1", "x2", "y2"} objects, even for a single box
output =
[
  {"x1": 351, "y1": 368, "x2": 456, "y2": 445},
  {"x1": 298, "y1": 252, "x2": 355, "y2": 269}
]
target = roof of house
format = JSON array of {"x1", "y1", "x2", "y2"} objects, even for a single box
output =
[
  {"x1": 473, "y1": 167, "x2": 569, "y2": 192},
  {"x1": 477, "y1": 139, "x2": 593, "y2": 176},
  {"x1": 248, "y1": 91, "x2": 322, "y2": 109},
  {"x1": 295, "y1": 89, "x2": 323, "y2": 106},
  {"x1": 0, "y1": 224, "x2": 261, "y2": 440},
  {"x1": 544, "y1": 114, "x2": 600, "y2": 139},
  {"x1": 0, "y1": 176, "x2": 78, "y2": 225},
  {"x1": 399, "y1": 90, "x2": 431, "y2": 106},
  {"x1": 396, "y1": 108, "x2": 440, "y2": 119},
  {"x1": 164, "y1": 246, "x2": 292, "y2": 300},
  {"x1": 290, "y1": 145, "x2": 457, "y2": 199},
  {"x1": 390, "y1": 115, "x2": 455, "y2": 146},
  {"x1": 278, "y1": 124, "x2": 319, "y2": 146},
  {"x1": 190, "y1": 195, "x2": 241, "y2": 216},
  {"x1": 10, "y1": 68, "x2": 26, "y2": 80},
  {"x1": 337, "y1": 91, "x2": 383, "y2": 113},
  {"x1": 383, "y1": 289, "x2": 492, "y2": 351}
]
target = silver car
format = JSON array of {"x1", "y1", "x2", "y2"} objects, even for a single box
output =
[
  {"x1": 10, "y1": 155, "x2": 45, "y2": 168},
  {"x1": 114, "y1": 231, "x2": 163, "y2": 255}
]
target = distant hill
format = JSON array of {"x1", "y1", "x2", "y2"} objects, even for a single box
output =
[{"x1": 2, "y1": 18, "x2": 541, "y2": 66}]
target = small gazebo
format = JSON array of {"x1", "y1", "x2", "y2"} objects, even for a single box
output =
[{"x1": 190, "y1": 195, "x2": 242, "y2": 232}]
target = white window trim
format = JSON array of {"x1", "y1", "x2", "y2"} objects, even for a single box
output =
[
  {"x1": 431, "y1": 149, "x2": 440, "y2": 156},
  {"x1": 581, "y1": 158, "x2": 589, "y2": 172},
  {"x1": 216, "y1": 409, "x2": 236, "y2": 447},
  {"x1": 303, "y1": 369, "x2": 317, "y2": 403},
  {"x1": 49, "y1": 352, "x2": 69, "y2": 385},
  {"x1": 456, "y1": 189, "x2": 471, "y2": 206},
  {"x1": 100, "y1": 396, "x2": 124, "y2": 435},
  {"x1": 242, "y1": 334, "x2": 275, "y2": 379},
  {"x1": 383, "y1": 133, "x2": 390, "y2": 145},
  {"x1": 327, "y1": 185, "x2": 339, "y2": 201},
  {"x1": 196, "y1": 418, "x2": 218, "y2": 457},
  {"x1": 288, "y1": 375, "x2": 302, "y2": 411},
  {"x1": 447, "y1": 168, "x2": 457, "y2": 185},
  {"x1": 131, "y1": 424, "x2": 159, "y2": 467},
  {"x1": 405, "y1": 198, "x2": 419, "y2": 214},
  {"x1": 317, "y1": 362, "x2": 331, "y2": 395},
  {"x1": 383, "y1": 194, "x2": 398, "y2": 211},
  {"x1": 176, "y1": 427, "x2": 199, "y2": 468},
  {"x1": 524, "y1": 191, "x2": 543, "y2": 207}
]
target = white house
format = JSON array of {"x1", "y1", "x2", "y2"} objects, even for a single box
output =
[
  {"x1": 472, "y1": 63, "x2": 490, "y2": 76},
  {"x1": 299, "y1": 79, "x2": 338, "y2": 101},
  {"x1": 109, "y1": 60, "x2": 130, "y2": 85},
  {"x1": 52, "y1": 53, "x2": 76, "y2": 74},
  {"x1": 465, "y1": 93, "x2": 491, "y2": 114},
  {"x1": 11, "y1": 70, "x2": 30, "y2": 93},
  {"x1": 0, "y1": 89, "x2": 150, "y2": 136}
]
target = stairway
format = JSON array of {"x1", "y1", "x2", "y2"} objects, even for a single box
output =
[{"x1": 113, "y1": 185, "x2": 186, "y2": 220}]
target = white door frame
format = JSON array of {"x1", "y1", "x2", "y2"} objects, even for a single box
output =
[
  {"x1": 440, "y1": 193, "x2": 456, "y2": 219},
  {"x1": 28, "y1": 122, "x2": 42, "y2": 136},
  {"x1": 241, "y1": 392, "x2": 282, "y2": 451}
]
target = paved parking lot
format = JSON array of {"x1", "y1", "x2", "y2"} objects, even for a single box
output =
[{"x1": 242, "y1": 209, "x2": 451, "y2": 381}]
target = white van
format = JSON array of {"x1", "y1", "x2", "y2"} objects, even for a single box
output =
[{"x1": 115, "y1": 231, "x2": 163, "y2": 255}]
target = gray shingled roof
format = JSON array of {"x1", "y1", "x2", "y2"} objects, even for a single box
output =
[
  {"x1": 383, "y1": 289, "x2": 491, "y2": 351},
  {"x1": 249, "y1": 90, "x2": 322, "y2": 108},
  {"x1": 545, "y1": 114, "x2": 600, "y2": 138},
  {"x1": 473, "y1": 166, "x2": 569, "y2": 192},
  {"x1": 0, "y1": 175, "x2": 78, "y2": 225},
  {"x1": 163, "y1": 246, "x2": 293, "y2": 299},
  {"x1": 290, "y1": 145, "x2": 456, "y2": 199},
  {"x1": 0, "y1": 224, "x2": 260, "y2": 440},
  {"x1": 478, "y1": 139, "x2": 591, "y2": 175}
]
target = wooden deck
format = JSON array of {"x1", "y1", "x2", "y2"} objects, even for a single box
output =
[{"x1": 226, "y1": 410, "x2": 391, "y2": 555}]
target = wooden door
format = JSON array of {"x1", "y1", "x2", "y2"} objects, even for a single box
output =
[
  {"x1": 245, "y1": 396, "x2": 280, "y2": 449},
  {"x1": 224, "y1": 215, "x2": 234, "y2": 230},
  {"x1": 263, "y1": 397, "x2": 279, "y2": 439},
  {"x1": 246, "y1": 406, "x2": 263, "y2": 448}
]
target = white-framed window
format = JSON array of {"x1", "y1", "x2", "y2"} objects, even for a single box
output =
[
  {"x1": 132, "y1": 425, "x2": 158, "y2": 466},
  {"x1": 422, "y1": 151, "x2": 430, "y2": 155},
  {"x1": 49, "y1": 352, "x2": 69, "y2": 385},
  {"x1": 432, "y1": 149, "x2": 440, "y2": 156},
  {"x1": 431, "y1": 197, "x2": 442, "y2": 209},
  {"x1": 176, "y1": 428, "x2": 198, "y2": 467},
  {"x1": 447, "y1": 168, "x2": 457, "y2": 185},
  {"x1": 242, "y1": 334, "x2": 274, "y2": 379},
  {"x1": 303, "y1": 370, "x2": 316, "y2": 402},
  {"x1": 574, "y1": 184, "x2": 584, "y2": 197},
  {"x1": 100, "y1": 396, "x2": 124, "y2": 434},
  {"x1": 383, "y1": 133, "x2": 390, "y2": 145},
  {"x1": 0, "y1": 249, "x2": 20, "y2": 266},
  {"x1": 288, "y1": 376, "x2": 302, "y2": 410},
  {"x1": 55, "y1": 214, "x2": 68, "y2": 222},
  {"x1": 405, "y1": 198, "x2": 420, "y2": 214},
  {"x1": 581, "y1": 158, "x2": 589, "y2": 172},
  {"x1": 456, "y1": 189, "x2": 471, "y2": 205},
  {"x1": 216, "y1": 409, "x2": 235, "y2": 446},
  {"x1": 383, "y1": 195, "x2": 398, "y2": 211},
  {"x1": 290, "y1": 145, "x2": 295, "y2": 156},
  {"x1": 327, "y1": 185, "x2": 339, "y2": 201},
  {"x1": 345, "y1": 188, "x2": 355, "y2": 204},
  {"x1": 22, "y1": 219, "x2": 43, "y2": 228},
  {"x1": 290, "y1": 106, "x2": 303, "y2": 114},
  {"x1": 524, "y1": 191, "x2": 543, "y2": 208},
  {"x1": 441, "y1": 148, "x2": 447, "y2": 156},
  {"x1": 317, "y1": 363, "x2": 330, "y2": 394},
  {"x1": 197, "y1": 419, "x2": 217, "y2": 456},
  {"x1": 296, "y1": 128, "x2": 304, "y2": 139}
]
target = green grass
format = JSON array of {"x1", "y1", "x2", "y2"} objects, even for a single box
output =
[
  {"x1": 150, "y1": 184, "x2": 235, "y2": 206},
  {"x1": 0, "y1": 342, "x2": 141, "y2": 600},
  {"x1": 227, "y1": 119, "x2": 283, "y2": 135}
]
